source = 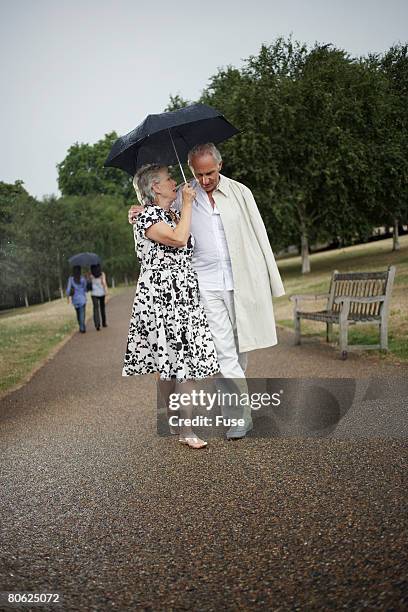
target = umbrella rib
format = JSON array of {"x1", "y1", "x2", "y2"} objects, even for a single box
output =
[
  {"x1": 167, "y1": 128, "x2": 187, "y2": 182},
  {"x1": 170, "y1": 127, "x2": 197, "y2": 179}
]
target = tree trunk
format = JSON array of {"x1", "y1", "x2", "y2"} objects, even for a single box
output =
[
  {"x1": 124, "y1": 274, "x2": 129, "y2": 286},
  {"x1": 38, "y1": 279, "x2": 44, "y2": 303},
  {"x1": 46, "y1": 277, "x2": 51, "y2": 302},
  {"x1": 298, "y1": 203, "x2": 311, "y2": 274},
  {"x1": 111, "y1": 277, "x2": 115, "y2": 288},
  {"x1": 300, "y1": 222, "x2": 310, "y2": 274},
  {"x1": 392, "y1": 218, "x2": 400, "y2": 251},
  {"x1": 24, "y1": 292, "x2": 29, "y2": 308}
]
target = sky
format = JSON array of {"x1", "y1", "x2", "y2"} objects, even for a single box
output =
[{"x1": 1, "y1": 0, "x2": 407, "y2": 199}]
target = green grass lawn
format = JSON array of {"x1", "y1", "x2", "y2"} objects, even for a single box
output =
[
  {"x1": 0, "y1": 319, "x2": 77, "y2": 393},
  {"x1": 0, "y1": 286, "x2": 129, "y2": 396},
  {"x1": 274, "y1": 235, "x2": 408, "y2": 362}
]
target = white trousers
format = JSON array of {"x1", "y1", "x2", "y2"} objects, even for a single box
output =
[
  {"x1": 199, "y1": 289, "x2": 251, "y2": 424},
  {"x1": 199, "y1": 289, "x2": 248, "y2": 378}
]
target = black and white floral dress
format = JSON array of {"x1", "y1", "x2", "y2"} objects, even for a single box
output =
[{"x1": 122, "y1": 204, "x2": 219, "y2": 382}]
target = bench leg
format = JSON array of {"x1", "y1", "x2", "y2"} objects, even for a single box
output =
[
  {"x1": 339, "y1": 320, "x2": 348, "y2": 360},
  {"x1": 380, "y1": 318, "x2": 388, "y2": 351},
  {"x1": 326, "y1": 322, "x2": 333, "y2": 343},
  {"x1": 294, "y1": 315, "x2": 301, "y2": 345}
]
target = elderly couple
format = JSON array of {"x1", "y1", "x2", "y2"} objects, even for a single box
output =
[{"x1": 123, "y1": 143, "x2": 285, "y2": 448}]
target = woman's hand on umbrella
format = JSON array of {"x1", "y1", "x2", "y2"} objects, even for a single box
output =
[
  {"x1": 128, "y1": 205, "x2": 144, "y2": 224},
  {"x1": 181, "y1": 183, "x2": 196, "y2": 205}
]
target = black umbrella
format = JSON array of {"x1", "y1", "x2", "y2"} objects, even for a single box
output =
[
  {"x1": 68, "y1": 252, "x2": 100, "y2": 267},
  {"x1": 103, "y1": 103, "x2": 239, "y2": 180}
]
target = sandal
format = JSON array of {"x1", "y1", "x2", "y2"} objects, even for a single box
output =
[{"x1": 178, "y1": 436, "x2": 207, "y2": 449}]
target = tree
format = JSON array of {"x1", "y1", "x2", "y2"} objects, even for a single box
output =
[
  {"x1": 0, "y1": 180, "x2": 33, "y2": 242},
  {"x1": 0, "y1": 181, "x2": 39, "y2": 307},
  {"x1": 201, "y1": 37, "x2": 391, "y2": 272},
  {"x1": 164, "y1": 94, "x2": 191, "y2": 111},
  {"x1": 56, "y1": 194, "x2": 138, "y2": 286},
  {"x1": 57, "y1": 132, "x2": 134, "y2": 201},
  {"x1": 290, "y1": 45, "x2": 386, "y2": 269},
  {"x1": 376, "y1": 44, "x2": 408, "y2": 250}
]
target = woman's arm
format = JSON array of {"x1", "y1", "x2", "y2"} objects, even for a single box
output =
[
  {"x1": 66, "y1": 277, "x2": 72, "y2": 303},
  {"x1": 102, "y1": 272, "x2": 108, "y2": 294},
  {"x1": 145, "y1": 184, "x2": 195, "y2": 247}
]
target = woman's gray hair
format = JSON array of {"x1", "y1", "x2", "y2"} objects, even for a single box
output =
[
  {"x1": 187, "y1": 142, "x2": 222, "y2": 166},
  {"x1": 133, "y1": 164, "x2": 167, "y2": 205}
]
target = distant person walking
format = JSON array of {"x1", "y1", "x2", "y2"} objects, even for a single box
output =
[
  {"x1": 66, "y1": 265, "x2": 87, "y2": 333},
  {"x1": 88, "y1": 263, "x2": 108, "y2": 331}
]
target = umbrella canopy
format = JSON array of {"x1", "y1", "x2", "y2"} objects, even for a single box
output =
[
  {"x1": 68, "y1": 252, "x2": 100, "y2": 267},
  {"x1": 103, "y1": 103, "x2": 239, "y2": 177}
]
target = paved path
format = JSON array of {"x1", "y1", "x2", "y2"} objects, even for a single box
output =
[{"x1": 1, "y1": 288, "x2": 407, "y2": 611}]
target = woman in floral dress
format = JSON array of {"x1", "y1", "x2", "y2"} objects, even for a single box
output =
[{"x1": 122, "y1": 164, "x2": 219, "y2": 448}]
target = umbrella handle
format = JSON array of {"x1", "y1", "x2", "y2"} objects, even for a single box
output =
[{"x1": 167, "y1": 128, "x2": 187, "y2": 183}]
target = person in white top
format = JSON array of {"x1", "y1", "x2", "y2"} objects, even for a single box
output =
[
  {"x1": 129, "y1": 143, "x2": 285, "y2": 439},
  {"x1": 88, "y1": 264, "x2": 108, "y2": 331}
]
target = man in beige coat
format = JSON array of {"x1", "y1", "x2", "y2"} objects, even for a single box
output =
[{"x1": 129, "y1": 143, "x2": 285, "y2": 438}]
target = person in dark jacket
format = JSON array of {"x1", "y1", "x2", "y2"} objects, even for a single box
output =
[{"x1": 66, "y1": 265, "x2": 87, "y2": 333}]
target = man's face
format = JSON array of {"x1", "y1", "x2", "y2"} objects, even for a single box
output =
[{"x1": 189, "y1": 153, "x2": 222, "y2": 193}]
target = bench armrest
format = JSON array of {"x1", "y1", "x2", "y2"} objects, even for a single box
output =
[{"x1": 289, "y1": 293, "x2": 330, "y2": 302}]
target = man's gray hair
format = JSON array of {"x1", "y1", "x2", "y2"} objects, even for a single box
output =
[
  {"x1": 187, "y1": 142, "x2": 222, "y2": 166},
  {"x1": 133, "y1": 164, "x2": 167, "y2": 205}
]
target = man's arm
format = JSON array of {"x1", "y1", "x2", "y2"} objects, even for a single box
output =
[
  {"x1": 128, "y1": 181, "x2": 186, "y2": 223},
  {"x1": 128, "y1": 205, "x2": 144, "y2": 224}
]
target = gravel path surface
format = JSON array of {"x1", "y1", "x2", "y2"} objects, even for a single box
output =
[{"x1": 1, "y1": 288, "x2": 407, "y2": 611}]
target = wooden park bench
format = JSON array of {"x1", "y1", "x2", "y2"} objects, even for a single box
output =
[{"x1": 289, "y1": 266, "x2": 396, "y2": 359}]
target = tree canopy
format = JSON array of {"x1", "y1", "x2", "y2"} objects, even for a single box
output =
[{"x1": 57, "y1": 132, "x2": 134, "y2": 202}]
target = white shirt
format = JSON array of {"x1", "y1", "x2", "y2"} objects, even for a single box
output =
[
  {"x1": 174, "y1": 177, "x2": 234, "y2": 291},
  {"x1": 91, "y1": 274, "x2": 105, "y2": 297}
]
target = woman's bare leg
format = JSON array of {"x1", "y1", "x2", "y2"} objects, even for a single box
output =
[
  {"x1": 158, "y1": 379, "x2": 178, "y2": 434},
  {"x1": 175, "y1": 380, "x2": 207, "y2": 448}
]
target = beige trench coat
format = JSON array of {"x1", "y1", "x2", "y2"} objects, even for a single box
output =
[{"x1": 211, "y1": 174, "x2": 285, "y2": 353}]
